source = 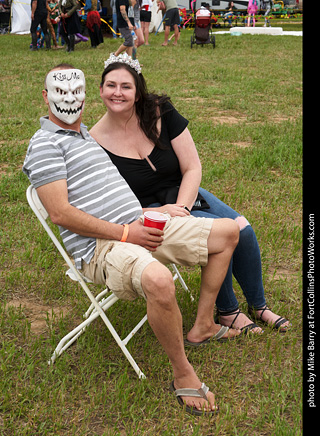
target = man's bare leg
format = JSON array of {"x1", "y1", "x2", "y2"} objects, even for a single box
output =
[
  {"x1": 162, "y1": 26, "x2": 170, "y2": 46},
  {"x1": 172, "y1": 24, "x2": 179, "y2": 45},
  {"x1": 141, "y1": 262, "x2": 217, "y2": 412},
  {"x1": 114, "y1": 44, "x2": 133, "y2": 57},
  {"x1": 141, "y1": 218, "x2": 239, "y2": 412}
]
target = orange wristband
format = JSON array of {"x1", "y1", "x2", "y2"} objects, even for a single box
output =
[{"x1": 120, "y1": 224, "x2": 129, "y2": 242}]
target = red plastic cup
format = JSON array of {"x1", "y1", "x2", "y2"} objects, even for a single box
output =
[{"x1": 143, "y1": 211, "x2": 168, "y2": 230}]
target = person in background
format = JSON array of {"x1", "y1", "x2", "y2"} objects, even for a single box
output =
[
  {"x1": 30, "y1": 0, "x2": 51, "y2": 51},
  {"x1": 140, "y1": 0, "x2": 153, "y2": 45},
  {"x1": 58, "y1": 0, "x2": 81, "y2": 52},
  {"x1": 47, "y1": 0, "x2": 61, "y2": 48},
  {"x1": 114, "y1": 0, "x2": 134, "y2": 56},
  {"x1": 261, "y1": 0, "x2": 273, "y2": 27},
  {"x1": 132, "y1": 0, "x2": 144, "y2": 58},
  {"x1": 156, "y1": 0, "x2": 179, "y2": 46},
  {"x1": 110, "y1": 0, "x2": 118, "y2": 38},
  {"x1": 84, "y1": 0, "x2": 104, "y2": 48},
  {"x1": 223, "y1": 1, "x2": 235, "y2": 27},
  {"x1": 247, "y1": 0, "x2": 258, "y2": 27}
]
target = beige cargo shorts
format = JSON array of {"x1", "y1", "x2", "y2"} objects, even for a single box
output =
[{"x1": 81, "y1": 215, "x2": 213, "y2": 301}]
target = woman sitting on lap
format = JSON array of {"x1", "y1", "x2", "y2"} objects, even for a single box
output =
[{"x1": 90, "y1": 53, "x2": 291, "y2": 338}]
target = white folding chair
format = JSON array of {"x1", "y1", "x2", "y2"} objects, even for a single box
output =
[{"x1": 26, "y1": 185, "x2": 190, "y2": 379}]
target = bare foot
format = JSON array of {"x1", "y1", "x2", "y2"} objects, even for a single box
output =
[
  {"x1": 186, "y1": 322, "x2": 241, "y2": 344},
  {"x1": 161, "y1": 42, "x2": 168, "y2": 46}
]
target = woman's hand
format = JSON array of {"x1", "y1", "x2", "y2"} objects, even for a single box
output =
[
  {"x1": 143, "y1": 204, "x2": 190, "y2": 217},
  {"x1": 161, "y1": 204, "x2": 190, "y2": 217}
]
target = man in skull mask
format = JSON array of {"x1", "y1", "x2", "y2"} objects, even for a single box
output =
[{"x1": 23, "y1": 63, "x2": 241, "y2": 417}]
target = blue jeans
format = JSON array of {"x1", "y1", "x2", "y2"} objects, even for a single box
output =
[
  {"x1": 112, "y1": 13, "x2": 117, "y2": 38},
  {"x1": 148, "y1": 187, "x2": 266, "y2": 312}
]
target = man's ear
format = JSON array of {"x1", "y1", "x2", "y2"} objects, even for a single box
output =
[{"x1": 42, "y1": 89, "x2": 49, "y2": 105}]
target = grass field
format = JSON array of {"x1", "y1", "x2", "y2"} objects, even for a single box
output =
[{"x1": 0, "y1": 19, "x2": 302, "y2": 436}]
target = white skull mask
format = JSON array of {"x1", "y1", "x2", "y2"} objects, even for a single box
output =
[{"x1": 46, "y1": 69, "x2": 86, "y2": 125}]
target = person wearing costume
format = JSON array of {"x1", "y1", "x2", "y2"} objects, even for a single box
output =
[
  {"x1": 47, "y1": 1, "x2": 61, "y2": 48},
  {"x1": 247, "y1": 0, "x2": 258, "y2": 27},
  {"x1": 58, "y1": 0, "x2": 81, "y2": 52},
  {"x1": 90, "y1": 54, "x2": 291, "y2": 335},
  {"x1": 84, "y1": 0, "x2": 103, "y2": 48}
]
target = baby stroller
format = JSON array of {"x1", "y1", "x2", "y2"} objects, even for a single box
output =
[{"x1": 191, "y1": 8, "x2": 216, "y2": 49}]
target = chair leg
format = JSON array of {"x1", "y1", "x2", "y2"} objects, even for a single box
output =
[
  {"x1": 171, "y1": 264, "x2": 194, "y2": 301},
  {"x1": 49, "y1": 290, "x2": 147, "y2": 379}
]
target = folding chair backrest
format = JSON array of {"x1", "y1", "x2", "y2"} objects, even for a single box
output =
[{"x1": 26, "y1": 185, "x2": 77, "y2": 275}]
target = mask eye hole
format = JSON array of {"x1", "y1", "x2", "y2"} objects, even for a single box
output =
[
  {"x1": 72, "y1": 88, "x2": 82, "y2": 95},
  {"x1": 56, "y1": 88, "x2": 67, "y2": 95}
]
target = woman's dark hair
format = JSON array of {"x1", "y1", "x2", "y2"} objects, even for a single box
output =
[{"x1": 100, "y1": 63, "x2": 171, "y2": 148}]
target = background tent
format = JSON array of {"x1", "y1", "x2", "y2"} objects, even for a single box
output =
[
  {"x1": 11, "y1": 0, "x2": 31, "y2": 34},
  {"x1": 149, "y1": 2, "x2": 164, "y2": 33}
]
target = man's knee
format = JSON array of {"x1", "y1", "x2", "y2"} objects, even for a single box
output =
[
  {"x1": 227, "y1": 218, "x2": 240, "y2": 248},
  {"x1": 208, "y1": 218, "x2": 239, "y2": 253},
  {"x1": 142, "y1": 263, "x2": 176, "y2": 308}
]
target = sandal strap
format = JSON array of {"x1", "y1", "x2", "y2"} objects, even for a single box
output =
[
  {"x1": 215, "y1": 325, "x2": 230, "y2": 340},
  {"x1": 241, "y1": 322, "x2": 259, "y2": 334},
  {"x1": 248, "y1": 305, "x2": 270, "y2": 320},
  {"x1": 217, "y1": 308, "x2": 241, "y2": 329},
  {"x1": 173, "y1": 383, "x2": 209, "y2": 401},
  {"x1": 274, "y1": 316, "x2": 288, "y2": 329},
  {"x1": 249, "y1": 306, "x2": 289, "y2": 330}
]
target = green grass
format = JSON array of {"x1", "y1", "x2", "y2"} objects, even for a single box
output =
[{"x1": 0, "y1": 19, "x2": 302, "y2": 436}]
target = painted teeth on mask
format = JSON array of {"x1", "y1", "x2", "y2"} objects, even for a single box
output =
[{"x1": 54, "y1": 103, "x2": 83, "y2": 115}]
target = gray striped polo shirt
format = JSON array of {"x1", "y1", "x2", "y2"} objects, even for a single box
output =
[{"x1": 23, "y1": 117, "x2": 143, "y2": 269}]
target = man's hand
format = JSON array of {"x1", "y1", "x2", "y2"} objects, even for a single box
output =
[{"x1": 127, "y1": 220, "x2": 164, "y2": 252}]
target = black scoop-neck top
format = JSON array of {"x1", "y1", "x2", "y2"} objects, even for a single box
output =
[{"x1": 102, "y1": 102, "x2": 189, "y2": 207}]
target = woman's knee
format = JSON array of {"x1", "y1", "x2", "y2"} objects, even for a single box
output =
[
  {"x1": 235, "y1": 216, "x2": 259, "y2": 248},
  {"x1": 235, "y1": 215, "x2": 250, "y2": 231}
]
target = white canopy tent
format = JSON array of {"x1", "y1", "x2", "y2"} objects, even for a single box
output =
[
  {"x1": 11, "y1": 0, "x2": 31, "y2": 34},
  {"x1": 148, "y1": 1, "x2": 164, "y2": 33}
]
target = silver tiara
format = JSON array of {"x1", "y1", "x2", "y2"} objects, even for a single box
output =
[{"x1": 104, "y1": 53, "x2": 142, "y2": 74}]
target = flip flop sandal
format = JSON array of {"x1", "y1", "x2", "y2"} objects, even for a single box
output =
[
  {"x1": 184, "y1": 325, "x2": 234, "y2": 347},
  {"x1": 216, "y1": 308, "x2": 262, "y2": 335},
  {"x1": 170, "y1": 381, "x2": 219, "y2": 416},
  {"x1": 248, "y1": 306, "x2": 290, "y2": 333}
]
